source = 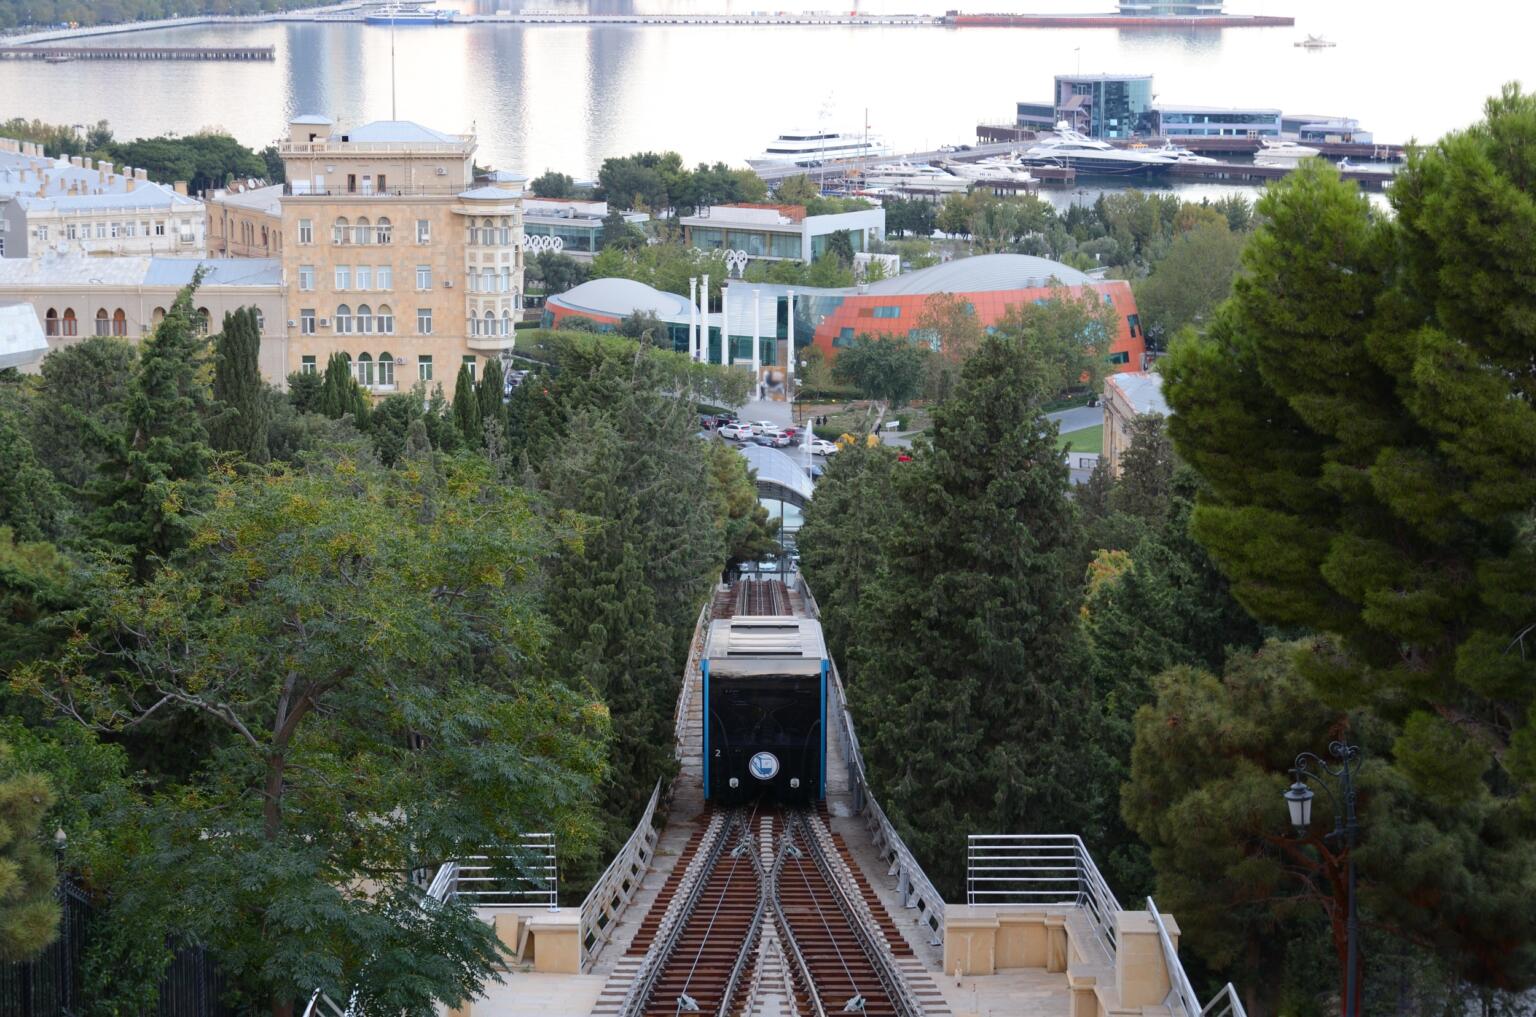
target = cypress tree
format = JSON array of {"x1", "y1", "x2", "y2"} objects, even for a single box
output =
[
  {"x1": 209, "y1": 307, "x2": 270, "y2": 463},
  {"x1": 477, "y1": 358, "x2": 507, "y2": 442},
  {"x1": 87, "y1": 285, "x2": 214, "y2": 579},
  {"x1": 453, "y1": 362, "x2": 481, "y2": 448},
  {"x1": 318, "y1": 352, "x2": 352, "y2": 419}
]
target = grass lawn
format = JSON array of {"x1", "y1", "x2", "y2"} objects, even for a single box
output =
[{"x1": 1061, "y1": 423, "x2": 1103, "y2": 454}]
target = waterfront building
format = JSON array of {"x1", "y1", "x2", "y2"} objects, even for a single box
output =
[
  {"x1": 1053, "y1": 74, "x2": 1155, "y2": 139},
  {"x1": 275, "y1": 115, "x2": 524, "y2": 389},
  {"x1": 523, "y1": 198, "x2": 649, "y2": 260},
  {"x1": 1283, "y1": 114, "x2": 1373, "y2": 143},
  {"x1": 1103, "y1": 369, "x2": 1168, "y2": 474},
  {"x1": 206, "y1": 183, "x2": 284, "y2": 259},
  {"x1": 543, "y1": 253, "x2": 1145, "y2": 391},
  {"x1": 1117, "y1": 1, "x2": 1224, "y2": 13},
  {"x1": 1154, "y1": 104, "x2": 1282, "y2": 138},
  {"x1": 0, "y1": 139, "x2": 206, "y2": 260},
  {"x1": 0, "y1": 252, "x2": 287, "y2": 381},
  {"x1": 1015, "y1": 101, "x2": 1057, "y2": 132},
  {"x1": 680, "y1": 203, "x2": 885, "y2": 266}
]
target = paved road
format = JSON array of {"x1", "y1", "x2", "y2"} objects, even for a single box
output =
[{"x1": 1046, "y1": 405, "x2": 1101, "y2": 433}]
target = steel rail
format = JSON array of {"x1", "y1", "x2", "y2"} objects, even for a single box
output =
[
  {"x1": 793, "y1": 812, "x2": 926, "y2": 1017},
  {"x1": 784, "y1": 817, "x2": 864, "y2": 1009},
  {"x1": 673, "y1": 806, "x2": 758, "y2": 1016},
  {"x1": 716, "y1": 829, "x2": 772, "y2": 1017},
  {"x1": 770, "y1": 830, "x2": 829, "y2": 1017},
  {"x1": 617, "y1": 811, "x2": 741, "y2": 1017}
]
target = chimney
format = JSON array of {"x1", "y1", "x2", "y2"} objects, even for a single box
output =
[
  {"x1": 135, "y1": 168, "x2": 148, "y2": 181},
  {"x1": 126, "y1": 177, "x2": 136, "y2": 192},
  {"x1": 173, "y1": 180, "x2": 188, "y2": 196},
  {"x1": 100, "y1": 160, "x2": 113, "y2": 178},
  {"x1": 69, "y1": 156, "x2": 82, "y2": 168}
]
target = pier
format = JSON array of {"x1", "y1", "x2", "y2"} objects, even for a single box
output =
[{"x1": 0, "y1": 44, "x2": 275, "y2": 60}]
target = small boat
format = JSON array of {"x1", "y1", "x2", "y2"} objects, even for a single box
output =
[
  {"x1": 1295, "y1": 34, "x2": 1336, "y2": 48},
  {"x1": 364, "y1": 5, "x2": 458, "y2": 25},
  {"x1": 854, "y1": 160, "x2": 970, "y2": 194},
  {"x1": 748, "y1": 129, "x2": 889, "y2": 171},
  {"x1": 1255, "y1": 140, "x2": 1322, "y2": 166}
]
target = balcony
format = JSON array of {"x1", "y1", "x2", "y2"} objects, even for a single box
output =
[{"x1": 282, "y1": 183, "x2": 470, "y2": 199}]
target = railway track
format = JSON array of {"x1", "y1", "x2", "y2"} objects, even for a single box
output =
[
  {"x1": 619, "y1": 808, "x2": 925, "y2": 1017},
  {"x1": 733, "y1": 578, "x2": 791, "y2": 617}
]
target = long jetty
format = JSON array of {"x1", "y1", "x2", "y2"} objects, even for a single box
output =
[{"x1": 0, "y1": 44, "x2": 275, "y2": 60}]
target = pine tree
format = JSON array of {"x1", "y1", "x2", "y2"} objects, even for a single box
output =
[
  {"x1": 0, "y1": 756, "x2": 57, "y2": 962},
  {"x1": 87, "y1": 285, "x2": 214, "y2": 579},
  {"x1": 209, "y1": 307, "x2": 270, "y2": 463},
  {"x1": 453, "y1": 362, "x2": 482, "y2": 448},
  {"x1": 0, "y1": 401, "x2": 66, "y2": 542},
  {"x1": 477, "y1": 358, "x2": 507, "y2": 443}
]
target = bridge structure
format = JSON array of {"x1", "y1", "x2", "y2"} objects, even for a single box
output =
[
  {"x1": 304, "y1": 503, "x2": 1243, "y2": 1017},
  {"x1": 0, "y1": 44, "x2": 274, "y2": 60}
]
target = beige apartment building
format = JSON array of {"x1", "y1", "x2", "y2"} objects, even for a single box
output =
[
  {"x1": 276, "y1": 115, "x2": 524, "y2": 392},
  {"x1": 206, "y1": 183, "x2": 283, "y2": 260}
]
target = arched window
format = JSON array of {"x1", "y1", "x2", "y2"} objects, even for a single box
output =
[
  {"x1": 501, "y1": 309, "x2": 513, "y2": 336},
  {"x1": 253, "y1": 309, "x2": 264, "y2": 332},
  {"x1": 260, "y1": 225, "x2": 269, "y2": 247},
  {"x1": 500, "y1": 218, "x2": 511, "y2": 246},
  {"x1": 481, "y1": 218, "x2": 494, "y2": 245},
  {"x1": 112, "y1": 308, "x2": 127, "y2": 336},
  {"x1": 152, "y1": 306, "x2": 166, "y2": 325},
  {"x1": 332, "y1": 217, "x2": 350, "y2": 245},
  {"x1": 195, "y1": 308, "x2": 210, "y2": 335},
  {"x1": 356, "y1": 303, "x2": 373, "y2": 335},
  {"x1": 357, "y1": 352, "x2": 374, "y2": 386},
  {"x1": 480, "y1": 268, "x2": 493, "y2": 292},
  {"x1": 335, "y1": 304, "x2": 353, "y2": 334},
  {"x1": 482, "y1": 310, "x2": 495, "y2": 337},
  {"x1": 95, "y1": 308, "x2": 110, "y2": 336},
  {"x1": 62, "y1": 308, "x2": 77, "y2": 337},
  {"x1": 44, "y1": 308, "x2": 58, "y2": 337},
  {"x1": 500, "y1": 267, "x2": 511, "y2": 293},
  {"x1": 375, "y1": 217, "x2": 391, "y2": 244},
  {"x1": 354, "y1": 217, "x2": 371, "y2": 245},
  {"x1": 376, "y1": 304, "x2": 394, "y2": 334},
  {"x1": 377, "y1": 352, "x2": 394, "y2": 386}
]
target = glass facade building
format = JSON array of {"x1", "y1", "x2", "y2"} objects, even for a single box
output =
[
  {"x1": 1054, "y1": 74, "x2": 1155, "y2": 139},
  {"x1": 1155, "y1": 105, "x2": 1282, "y2": 137}
]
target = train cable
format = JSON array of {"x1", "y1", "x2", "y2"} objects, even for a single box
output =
[
  {"x1": 784, "y1": 812, "x2": 865, "y2": 1011},
  {"x1": 673, "y1": 802, "x2": 763, "y2": 1016}
]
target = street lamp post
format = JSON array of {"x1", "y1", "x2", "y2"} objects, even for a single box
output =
[{"x1": 1284, "y1": 741, "x2": 1363, "y2": 1017}]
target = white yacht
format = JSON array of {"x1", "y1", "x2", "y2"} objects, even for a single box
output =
[
  {"x1": 747, "y1": 130, "x2": 889, "y2": 170},
  {"x1": 1255, "y1": 139, "x2": 1322, "y2": 166},
  {"x1": 854, "y1": 160, "x2": 971, "y2": 194},
  {"x1": 1019, "y1": 123, "x2": 1189, "y2": 176},
  {"x1": 941, "y1": 155, "x2": 1037, "y2": 186}
]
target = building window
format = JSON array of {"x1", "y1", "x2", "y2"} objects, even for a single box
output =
[
  {"x1": 95, "y1": 222, "x2": 107, "y2": 239},
  {"x1": 1108, "y1": 350, "x2": 1130, "y2": 365},
  {"x1": 154, "y1": 221, "x2": 166, "y2": 237},
  {"x1": 835, "y1": 327, "x2": 855, "y2": 347},
  {"x1": 871, "y1": 306, "x2": 901, "y2": 319},
  {"x1": 112, "y1": 308, "x2": 127, "y2": 336},
  {"x1": 356, "y1": 304, "x2": 374, "y2": 335},
  {"x1": 416, "y1": 219, "x2": 430, "y2": 244},
  {"x1": 332, "y1": 217, "x2": 350, "y2": 245},
  {"x1": 376, "y1": 304, "x2": 394, "y2": 334},
  {"x1": 417, "y1": 308, "x2": 432, "y2": 334},
  {"x1": 110, "y1": 222, "x2": 121, "y2": 239},
  {"x1": 44, "y1": 308, "x2": 58, "y2": 336},
  {"x1": 125, "y1": 222, "x2": 137, "y2": 238},
  {"x1": 66, "y1": 223, "x2": 77, "y2": 240},
  {"x1": 195, "y1": 308, "x2": 210, "y2": 336},
  {"x1": 463, "y1": 355, "x2": 476, "y2": 381},
  {"x1": 36, "y1": 226, "x2": 48, "y2": 242},
  {"x1": 502, "y1": 309, "x2": 513, "y2": 335},
  {"x1": 335, "y1": 304, "x2": 353, "y2": 334},
  {"x1": 480, "y1": 268, "x2": 493, "y2": 292},
  {"x1": 254, "y1": 309, "x2": 264, "y2": 332},
  {"x1": 354, "y1": 217, "x2": 371, "y2": 245},
  {"x1": 298, "y1": 218, "x2": 313, "y2": 244},
  {"x1": 95, "y1": 308, "x2": 111, "y2": 336},
  {"x1": 375, "y1": 217, "x2": 392, "y2": 244},
  {"x1": 300, "y1": 308, "x2": 316, "y2": 335},
  {"x1": 500, "y1": 222, "x2": 512, "y2": 246},
  {"x1": 416, "y1": 265, "x2": 431, "y2": 290},
  {"x1": 482, "y1": 310, "x2": 494, "y2": 337},
  {"x1": 301, "y1": 355, "x2": 317, "y2": 374},
  {"x1": 356, "y1": 266, "x2": 372, "y2": 291},
  {"x1": 335, "y1": 266, "x2": 350, "y2": 290},
  {"x1": 61, "y1": 308, "x2": 77, "y2": 337},
  {"x1": 356, "y1": 352, "x2": 374, "y2": 385},
  {"x1": 418, "y1": 355, "x2": 433, "y2": 381},
  {"x1": 1127, "y1": 313, "x2": 1140, "y2": 338},
  {"x1": 377, "y1": 265, "x2": 392, "y2": 290},
  {"x1": 377, "y1": 353, "x2": 395, "y2": 386},
  {"x1": 299, "y1": 265, "x2": 315, "y2": 291}
]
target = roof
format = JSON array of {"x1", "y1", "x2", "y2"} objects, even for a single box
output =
[
  {"x1": 482, "y1": 169, "x2": 527, "y2": 182},
  {"x1": 862, "y1": 253, "x2": 1093, "y2": 294},
  {"x1": 0, "y1": 301, "x2": 47, "y2": 370},
  {"x1": 457, "y1": 185, "x2": 523, "y2": 200},
  {"x1": 1106, "y1": 370, "x2": 1168, "y2": 416},
  {"x1": 0, "y1": 252, "x2": 281, "y2": 288},
  {"x1": 737, "y1": 444, "x2": 815, "y2": 504},
  {"x1": 12, "y1": 181, "x2": 200, "y2": 214},
  {"x1": 208, "y1": 183, "x2": 283, "y2": 213},
  {"x1": 290, "y1": 114, "x2": 335, "y2": 125},
  {"x1": 1055, "y1": 72, "x2": 1152, "y2": 82},
  {"x1": 345, "y1": 120, "x2": 463, "y2": 144},
  {"x1": 549, "y1": 277, "x2": 695, "y2": 321}
]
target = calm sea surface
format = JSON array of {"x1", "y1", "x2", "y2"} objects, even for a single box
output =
[{"x1": 0, "y1": 0, "x2": 1529, "y2": 184}]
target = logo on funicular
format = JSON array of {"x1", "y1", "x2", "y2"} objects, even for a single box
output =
[{"x1": 748, "y1": 752, "x2": 780, "y2": 781}]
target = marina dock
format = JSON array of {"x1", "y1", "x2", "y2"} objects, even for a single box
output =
[{"x1": 0, "y1": 44, "x2": 275, "y2": 60}]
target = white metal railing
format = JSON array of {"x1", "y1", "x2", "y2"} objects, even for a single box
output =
[
  {"x1": 673, "y1": 597, "x2": 714, "y2": 755},
  {"x1": 966, "y1": 834, "x2": 1123, "y2": 958},
  {"x1": 579, "y1": 780, "x2": 662, "y2": 970},
  {"x1": 1148, "y1": 897, "x2": 1247, "y2": 1017},
  {"x1": 796, "y1": 572, "x2": 947, "y2": 945},
  {"x1": 452, "y1": 834, "x2": 559, "y2": 908}
]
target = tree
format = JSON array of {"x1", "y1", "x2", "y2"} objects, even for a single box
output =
[
  {"x1": 86, "y1": 283, "x2": 214, "y2": 579},
  {"x1": 824, "y1": 228, "x2": 855, "y2": 266},
  {"x1": 477, "y1": 357, "x2": 507, "y2": 442},
  {"x1": 1161, "y1": 89, "x2": 1536, "y2": 992},
  {"x1": 704, "y1": 440, "x2": 777, "y2": 574},
  {"x1": 883, "y1": 198, "x2": 936, "y2": 238},
  {"x1": 209, "y1": 307, "x2": 271, "y2": 463},
  {"x1": 0, "y1": 746, "x2": 57, "y2": 962},
  {"x1": 317, "y1": 351, "x2": 367, "y2": 423},
  {"x1": 527, "y1": 250, "x2": 591, "y2": 296},
  {"x1": 831, "y1": 335, "x2": 928, "y2": 407},
  {"x1": 601, "y1": 208, "x2": 645, "y2": 252},
  {"x1": 1133, "y1": 219, "x2": 1246, "y2": 351},
  {"x1": 16, "y1": 454, "x2": 608, "y2": 1017},
  {"x1": 28, "y1": 336, "x2": 136, "y2": 497},
  {"x1": 773, "y1": 174, "x2": 819, "y2": 205},
  {"x1": 453, "y1": 362, "x2": 482, "y2": 448},
  {"x1": 530, "y1": 169, "x2": 576, "y2": 198},
  {"x1": 0, "y1": 399, "x2": 66, "y2": 542},
  {"x1": 284, "y1": 370, "x2": 323, "y2": 414},
  {"x1": 617, "y1": 309, "x2": 666, "y2": 345}
]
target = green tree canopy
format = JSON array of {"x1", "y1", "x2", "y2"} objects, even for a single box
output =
[
  {"x1": 1132, "y1": 219, "x2": 1247, "y2": 351},
  {"x1": 831, "y1": 335, "x2": 928, "y2": 407},
  {"x1": 0, "y1": 743, "x2": 57, "y2": 962},
  {"x1": 209, "y1": 306, "x2": 271, "y2": 463},
  {"x1": 530, "y1": 170, "x2": 576, "y2": 198}
]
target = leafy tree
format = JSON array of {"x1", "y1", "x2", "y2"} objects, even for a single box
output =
[
  {"x1": 1161, "y1": 89, "x2": 1536, "y2": 992},
  {"x1": 915, "y1": 291, "x2": 985, "y2": 397},
  {"x1": 16, "y1": 454, "x2": 608, "y2": 1017},
  {"x1": 530, "y1": 169, "x2": 576, "y2": 198},
  {"x1": 1133, "y1": 220, "x2": 1246, "y2": 351},
  {"x1": 595, "y1": 151, "x2": 685, "y2": 213},
  {"x1": 617, "y1": 309, "x2": 666, "y2": 345},
  {"x1": 28, "y1": 336, "x2": 136, "y2": 498},
  {"x1": 802, "y1": 252, "x2": 855, "y2": 289},
  {"x1": 601, "y1": 208, "x2": 645, "y2": 252},
  {"x1": 453, "y1": 362, "x2": 482, "y2": 448},
  {"x1": 824, "y1": 229, "x2": 855, "y2": 266},
  {"x1": 831, "y1": 335, "x2": 928, "y2": 407},
  {"x1": 0, "y1": 745, "x2": 56, "y2": 962},
  {"x1": 526, "y1": 250, "x2": 591, "y2": 296},
  {"x1": 367, "y1": 392, "x2": 423, "y2": 467},
  {"x1": 882, "y1": 197, "x2": 936, "y2": 238},
  {"x1": 284, "y1": 369, "x2": 323, "y2": 414},
  {"x1": 209, "y1": 307, "x2": 270, "y2": 463},
  {"x1": 0, "y1": 528, "x2": 79, "y2": 678},
  {"x1": 703, "y1": 441, "x2": 777, "y2": 574},
  {"x1": 773, "y1": 174, "x2": 819, "y2": 205},
  {"x1": 85, "y1": 284, "x2": 214, "y2": 579},
  {"x1": 591, "y1": 242, "x2": 730, "y2": 300},
  {"x1": 103, "y1": 132, "x2": 268, "y2": 193}
]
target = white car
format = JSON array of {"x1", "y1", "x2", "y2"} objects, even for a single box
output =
[
  {"x1": 803, "y1": 438, "x2": 839, "y2": 456},
  {"x1": 749, "y1": 420, "x2": 777, "y2": 434},
  {"x1": 719, "y1": 423, "x2": 753, "y2": 441}
]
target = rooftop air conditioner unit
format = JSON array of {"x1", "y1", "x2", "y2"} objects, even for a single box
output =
[
  {"x1": 287, "y1": 319, "x2": 297, "y2": 327},
  {"x1": 319, "y1": 317, "x2": 332, "y2": 327},
  {"x1": 444, "y1": 279, "x2": 453, "y2": 288},
  {"x1": 435, "y1": 167, "x2": 447, "y2": 176}
]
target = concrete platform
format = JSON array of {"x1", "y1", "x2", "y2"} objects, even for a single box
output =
[
  {"x1": 944, "y1": 968, "x2": 1074, "y2": 1017},
  {"x1": 465, "y1": 972, "x2": 606, "y2": 1017}
]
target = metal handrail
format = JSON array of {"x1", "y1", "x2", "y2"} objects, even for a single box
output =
[
  {"x1": 452, "y1": 833, "x2": 559, "y2": 909},
  {"x1": 673, "y1": 597, "x2": 714, "y2": 756},
  {"x1": 1146, "y1": 897, "x2": 1248, "y2": 1017},
  {"x1": 579, "y1": 779, "x2": 663, "y2": 970},
  {"x1": 966, "y1": 834, "x2": 1122, "y2": 959},
  {"x1": 1201, "y1": 984, "x2": 1248, "y2": 1017}
]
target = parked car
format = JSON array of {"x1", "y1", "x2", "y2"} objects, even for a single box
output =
[
  {"x1": 749, "y1": 420, "x2": 776, "y2": 434},
  {"x1": 699, "y1": 414, "x2": 718, "y2": 430},
  {"x1": 720, "y1": 423, "x2": 753, "y2": 441},
  {"x1": 713, "y1": 413, "x2": 738, "y2": 428},
  {"x1": 762, "y1": 430, "x2": 794, "y2": 448},
  {"x1": 781, "y1": 426, "x2": 799, "y2": 438},
  {"x1": 803, "y1": 438, "x2": 839, "y2": 456},
  {"x1": 752, "y1": 434, "x2": 779, "y2": 447}
]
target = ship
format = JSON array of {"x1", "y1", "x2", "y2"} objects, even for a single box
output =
[
  {"x1": 747, "y1": 129, "x2": 889, "y2": 171},
  {"x1": 364, "y1": 5, "x2": 459, "y2": 25}
]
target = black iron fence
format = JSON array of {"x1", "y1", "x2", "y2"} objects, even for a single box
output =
[{"x1": 0, "y1": 881, "x2": 236, "y2": 1017}]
